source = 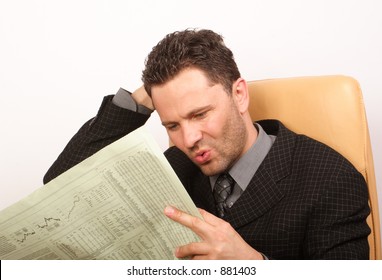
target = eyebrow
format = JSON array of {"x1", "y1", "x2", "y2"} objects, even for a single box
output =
[{"x1": 161, "y1": 105, "x2": 212, "y2": 126}]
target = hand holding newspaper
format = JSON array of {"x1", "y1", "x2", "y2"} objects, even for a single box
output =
[{"x1": 0, "y1": 127, "x2": 202, "y2": 259}]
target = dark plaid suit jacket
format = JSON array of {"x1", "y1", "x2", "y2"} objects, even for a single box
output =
[{"x1": 44, "y1": 95, "x2": 371, "y2": 259}]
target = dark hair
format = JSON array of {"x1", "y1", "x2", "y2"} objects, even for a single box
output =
[{"x1": 142, "y1": 29, "x2": 241, "y2": 96}]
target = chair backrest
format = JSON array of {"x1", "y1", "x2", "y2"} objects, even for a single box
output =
[{"x1": 247, "y1": 75, "x2": 381, "y2": 259}]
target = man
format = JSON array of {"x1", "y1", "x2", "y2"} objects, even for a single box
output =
[{"x1": 44, "y1": 29, "x2": 371, "y2": 259}]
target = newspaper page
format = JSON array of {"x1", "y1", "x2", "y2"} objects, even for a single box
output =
[{"x1": 0, "y1": 127, "x2": 202, "y2": 260}]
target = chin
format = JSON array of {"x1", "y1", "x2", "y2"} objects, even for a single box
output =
[{"x1": 198, "y1": 164, "x2": 225, "y2": 177}]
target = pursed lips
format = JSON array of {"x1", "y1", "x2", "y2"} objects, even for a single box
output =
[{"x1": 193, "y1": 149, "x2": 211, "y2": 165}]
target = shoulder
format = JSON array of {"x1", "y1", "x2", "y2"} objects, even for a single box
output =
[
  {"x1": 258, "y1": 120, "x2": 366, "y2": 198},
  {"x1": 259, "y1": 119, "x2": 359, "y2": 174}
]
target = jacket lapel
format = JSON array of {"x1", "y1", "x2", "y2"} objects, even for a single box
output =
[
  {"x1": 225, "y1": 120, "x2": 296, "y2": 229},
  {"x1": 225, "y1": 164, "x2": 284, "y2": 228}
]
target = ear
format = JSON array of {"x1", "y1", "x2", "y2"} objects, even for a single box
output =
[{"x1": 232, "y1": 78, "x2": 249, "y2": 114}]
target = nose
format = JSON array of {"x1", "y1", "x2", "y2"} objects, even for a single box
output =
[{"x1": 182, "y1": 122, "x2": 202, "y2": 149}]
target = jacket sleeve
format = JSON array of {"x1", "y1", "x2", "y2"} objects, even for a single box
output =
[
  {"x1": 43, "y1": 95, "x2": 150, "y2": 184},
  {"x1": 304, "y1": 168, "x2": 371, "y2": 259}
]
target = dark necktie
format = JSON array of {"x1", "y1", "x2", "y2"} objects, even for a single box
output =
[{"x1": 213, "y1": 173, "x2": 234, "y2": 218}]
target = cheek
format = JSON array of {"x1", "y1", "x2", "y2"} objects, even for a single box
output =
[
  {"x1": 204, "y1": 113, "x2": 228, "y2": 137},
  {"x1": 203, "y1": 123, "x2": 220, "y2": 139}
]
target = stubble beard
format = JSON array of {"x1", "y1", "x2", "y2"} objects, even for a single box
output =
[{"x1": 198, "y1": 107, "x2": 247, "y2": 176}]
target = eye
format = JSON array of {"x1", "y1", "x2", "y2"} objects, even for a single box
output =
[
  {"x1": 166, "y1": 124, "x2": 179, "y2": 131},
  {"x1": 193, "y1": 111, "x2": 207, "y2": 120}
]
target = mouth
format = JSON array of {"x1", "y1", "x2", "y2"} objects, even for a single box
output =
[{"x1": 194, "y1": 150, "x2": 211, "y2": 165}]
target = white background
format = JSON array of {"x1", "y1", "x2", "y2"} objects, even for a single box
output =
[
  {"x1": 2, "y1": 260, "x2": 382, "y2": 279},
  {"x1": 0, "y1": 0, "x2": 381, "y2": 239}
]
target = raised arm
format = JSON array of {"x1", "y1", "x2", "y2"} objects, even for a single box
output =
[{"x1": 43, "y1": 86, "x2": 153, "y2": 184}]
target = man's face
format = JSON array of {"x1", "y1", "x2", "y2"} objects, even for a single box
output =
[{"x1": 152, "y1": 68, "x2": 248, "y2": 176}]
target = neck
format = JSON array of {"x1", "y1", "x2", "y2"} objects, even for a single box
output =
[{"x1": 243, "y1": 114, "x2": 259, "y2": 153}]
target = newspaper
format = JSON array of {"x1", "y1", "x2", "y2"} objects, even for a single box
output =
[{"x1": 0, "y1": 127, "x2": 202, "y2": 260}]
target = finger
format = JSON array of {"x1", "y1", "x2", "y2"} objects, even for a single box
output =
[
  {"x1": 164, "y1": 206, "x2": 212, "y2": 236},
  {"x1": 175, "y1": 242, "x2": 209, "y2": 259},
  {"x1": 198, "y1": 208, "x2": 224, "y2": 226}
]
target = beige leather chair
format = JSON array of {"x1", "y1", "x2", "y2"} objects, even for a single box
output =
[{"x1": 247, "y1": 75, "x2": 381, "y2": 259}]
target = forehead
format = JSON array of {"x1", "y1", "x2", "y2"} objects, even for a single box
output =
[
  {"x1": 151, "y1": 68, "x2": 227, "y2": 117},
  {"x1": 152, "y1": 69, "x2": 212, "y2": 102},
  {"x1": 153, "y1": 68, "x2": 212, "y2": 93}
]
